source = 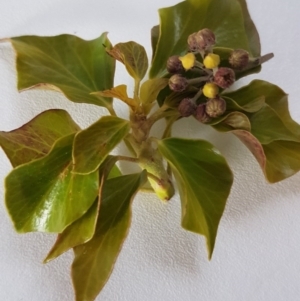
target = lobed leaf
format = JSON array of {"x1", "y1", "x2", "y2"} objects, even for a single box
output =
[
  {"x1": 73, "y1": 116, "x2": 130, "y2": 174},
  {"x1": 5, "y1": 134, "x2": 99, "y2": 233},
  {"x1": 158, "y1": 138, "x2": 233, "y2": 257},
  {"x1": 0, "y1": 109, "x2": 80, "y2": 167},
  {"x1": 9, "y1": 33, "x2": 115, "y2": 108},
  {"x1": 72, "y1": 171, "x2": 147, "y2": 301},
  {"x1": 150, "y1": 0, "x2": 260, "y2": 78}
]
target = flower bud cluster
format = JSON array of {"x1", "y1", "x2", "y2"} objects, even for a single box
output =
[{"x1": 166, "y1": 29, "x2": 252, "y2": 122}]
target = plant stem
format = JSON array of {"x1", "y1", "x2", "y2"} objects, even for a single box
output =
[
  {"x1": 107, "y1": 105, "x2": 117, "y2": 116},
  {"x1": 116, "y1": 155, "x2": 140, "y2": 163},
  {"x1": 134, "y1": 79, "x2": 141, "y2": 101}
]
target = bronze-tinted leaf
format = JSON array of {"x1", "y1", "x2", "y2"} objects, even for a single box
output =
[
  {"x1": 107, "y1": 41, "x2": 148, "y2": 80},
  {"x1": 0, "y1": 109, "x2": 80, "y2": 167}
]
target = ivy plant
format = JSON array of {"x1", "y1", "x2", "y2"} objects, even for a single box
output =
[{"x1": 0, "y1": 0, "x2": 299, "y2": 300}]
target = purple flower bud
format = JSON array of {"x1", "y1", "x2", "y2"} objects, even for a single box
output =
[
  {"x1": 167, "y1": 55, "x2": 184, "y2": 74},
  {"x1": 194, "y1": 103, "x2": 211, "y2": 123},
  {"x1": 214, "y1": 67, "x2": 235, "y2": 89},
  {"x1": 229, "y1": 49, "x2": 249, "y2": 70},
  {"x1": 205, "y1": 97, "x2": 226, "y2": 118},
  {"x1": 178, "y1": 98, "x2": 197, "y2": 117},
  {"x1": 169, "y1": 74, "x2": 188, "y2": 92},
  {"x1": 188, "y1": 28, "x2": 215, "y2": 52}
]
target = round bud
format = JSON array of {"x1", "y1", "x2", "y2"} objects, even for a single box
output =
[
  {"x1": 197, "y1": 28, "x2": 216, "y2": 49},
  {"x1": 178, "y1": 98, "x2": 197, "y2": 117},
  {"x1": 203, "y1": 53, "x2": 220, "y2": 69},
  {"x1": 169, "y1": 74, "x2": 188, "y2": 92},
  {"x1": 187, "y1": 28, "x2": 215, "y2": 52},
  {"x1": 229, "y1": 49, "x2": 249, "y2": 70},
  {"x1": 194, "y1": 103, "x2": 211, "y2": 123},
  {"x1": 205, "y1": 97, "x2": 226, "y2": 118},
  {"x1": 214, "y1": 67, "x2": 235, "y2": 89},
  {"x1": 167, "y1": 55, "x2": 184, "y2": 74},
  {"x1": 203, "y1": 82, "x2": 219, "y2": 98},
  {"x1": 179, "y1": 53, "x2": 196, "y2": 71}
]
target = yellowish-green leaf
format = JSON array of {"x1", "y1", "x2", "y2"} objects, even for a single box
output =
[
  {"x1": 0, "y1": 109, "x2": 80, "y2": 167},
  {"x1": 5, "y1": 134, "x2": 99, "y2": 233},
  {"x1": 9, "y1": 33, "x2": 115, "y2": 108},
  {"x1": 73, "y1": 116, "x2": 130, "y2": 174},
  {"x1": 158, "y1": 138, "x2": 233, "y2": 257},
  {"x1": 91, "y1": 85, "x2": 137, "y2": 109},
  {"x1": 212, "y1": 111, "x2": 251, "y2": 132},
  {"x1": 72, "y1": 171, "x2": 147, "y2": 301},
  {"x1": 107, "y1": 41, "x2": 148, "y2": 80},
  {"x1": 140, "y1": 78, "x2": 169, "y2": 114}
]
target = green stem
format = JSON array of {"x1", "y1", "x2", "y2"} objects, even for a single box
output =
[
  {"x1": 134, "y1": 79, "x2": 141, "y2": 101},
  {"x1": 116, "y1": 155, "x2": 139, "y2": 163},
  {"x1": 107, "y1": 105, "x2": 117, "y2": 116}
]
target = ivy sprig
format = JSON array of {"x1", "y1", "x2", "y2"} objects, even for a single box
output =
[{"x1": 0, "y1": 0, "x2": 298, "y2": 300}]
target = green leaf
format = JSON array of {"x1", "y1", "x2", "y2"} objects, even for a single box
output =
[
  {"x1": 44, "y1": 156, "x2": 120, "y2": 263},
  {"x1": 158, "y1": 138, "x2": 233, "y2": 257},
  {"x1": 107, "y1": 41, "x2": 148, "y2": 80},
  {"x1": 5, "y1": 134, "x2": 99, "y2": 233},
  {"x1": 0, "y1": 109, "x2": 80, "y2": 167},
  {"x1": 73, "y1": 116, "x2": 130, "y2": 174},
  {"x1": 212, "y1": 111, "x2": 251, "y2": 132},
  {"x1": 72, "y1": 171, "x2": 147, "y2": 301},
  {"x1": 9, "y1": 33, "x2": 115, "y2": 108},
  {"x1": 222, "y1": 95, "x2": 265, "y2": 113},
  {"x1": 151, "y1": 25, "x2": 160, "y2": 61},
  {"x1": 219, "y1": 80, "x2": 300, "y2": 182},
  {"x1": 140, "y1": 78, "x2": 169, "y2": 114},
  {"x1": 150, "y1": 0, "x2": 258, "y2": 78}
]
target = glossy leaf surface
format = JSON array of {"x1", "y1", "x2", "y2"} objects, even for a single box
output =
[
  {"x1": 73, "y1": 116, "x2": 130, "y2": 174},
  {"x1": 44, "y1": 157, "x2": 121, "y2": 262},
  {"x1": 10, "y1": 33, "x2": 115, "y2": 108},
  {"x1": 72, "y1": 171, "x2": 147, "y2": 301},
  {"x1": 0, "y1": 109, "x2": 80, "y2": 167},
  {"x1": 150, "y1": 0, "x2": 260, "y2": 78},
  {"x1": 107, "y1": 41, "x2": 148, "y2": 80},
  {"x1": 158, "y1": 138, "x2": 233, "y2": 257},
  {"x1": 5, "y1": 134, "x2": 99, "y2": 233}
]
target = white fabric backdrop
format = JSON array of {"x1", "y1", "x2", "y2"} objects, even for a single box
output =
[{"x1": 0, "y1": 0, "x2": 300, "y2": 300}]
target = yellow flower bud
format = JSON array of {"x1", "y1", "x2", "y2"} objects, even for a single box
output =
[
  {"x1": 203, "y1": 82, "x2": 219, "y2": 98},
  {"x1": 179, "y1": 53, "x2": 196, "y2": 70},
  {"x1": 203, "y1": 53, "x2": 220, "y2": 69}
]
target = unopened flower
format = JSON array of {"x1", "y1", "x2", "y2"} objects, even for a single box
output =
[
  {"x1": 214, "y1": 67, "x2": 235, "y2": 89},
  {"x1": 178, "y1": 98, "x2": 197, "y2": 117},
  {"x1": 187, "y1": 28, "x2": 215, "y2": 52},
  {"x1": 203, "y1": 82, "x2": 219, "y2": 98},
  {"x1": 203, "y1": 53, "x2": 220, "y2": 69},
  {"x1": 167, "y1": 55, "x2": 184, "y2": 74},
  {"x1": 205, "y1": 97, "x2": 226, "y2": 118},
  {"x1": 194, "y1": 103, "x2": 211, "y2": 123},
  {"x1": 179, "y1": 53, "x2": 196, "y2": 71},
  {"x1": 169, "y1": 74, "x2": 188, "y2": 92},
  {"x1": 229, "y1": 49, "x2": 249, "y2": 70}
]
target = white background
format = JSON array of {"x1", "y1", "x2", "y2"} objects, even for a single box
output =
[{"x1": 1, "y1": 0, "x2": 300, "y2": 300}]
